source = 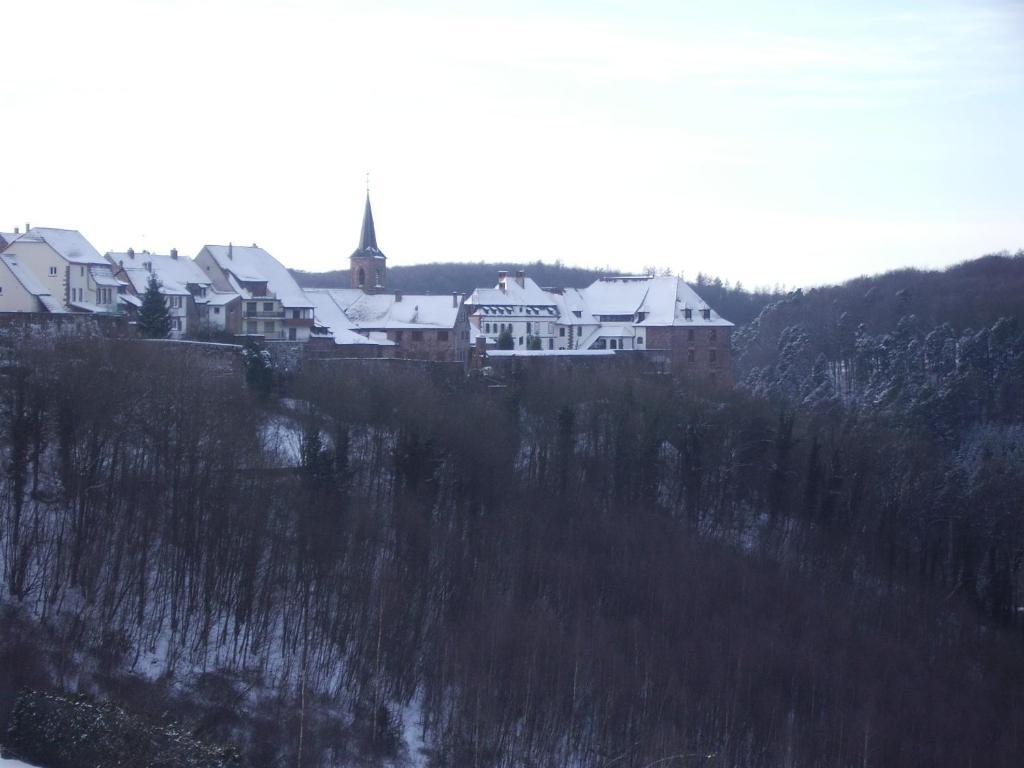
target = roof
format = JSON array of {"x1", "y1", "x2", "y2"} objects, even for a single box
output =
[
  {"x1": 468, "y1": 274, "x2": 733, "y2": 328},
  {"x1": 303, "y1": 290, "x2": 393, "y2": 346},
  {"x1": 205, "y1": 290, "x2": 241, "y2": 306},
  {"x1": 0, "y1": 255, "x2": 65, "y2": 312},
  {"x1": 307, "y1": 288, "x2": 462, "y2": 331},
  {"x1": 109, "y1": 251, "x2": 211, "y2": 296},
  {"x1": 24, "y1": 227, "x2": 107, "y2": 265},
  {"x1": 201, "y1": 244, "x2": 313, "y2": 308},
  {"x1": 467, "y1": 275, "x2": 558, "y2": 308},
  {"x1": 350, "y1": 194, "x2": 386, "y2": 261},
  {"x1": 90, "y1": 265, "x2": 124, "y2": 288}
]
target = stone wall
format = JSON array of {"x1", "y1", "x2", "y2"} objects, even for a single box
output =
[{"x1": 644, "y1": 326, "x2": 733, "y2": 385}]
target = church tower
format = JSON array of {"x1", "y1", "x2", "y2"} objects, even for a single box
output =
[{"x1": 350, "y1": 193, "x2": 386, "y2": 292}]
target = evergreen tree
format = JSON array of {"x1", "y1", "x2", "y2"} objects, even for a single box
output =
[
  {"x1": 137, "y1": 274, "x2": 172, "y2": 339},
  {"x1": 497, "y1": 327, "x2": 514, "y2": 350}
]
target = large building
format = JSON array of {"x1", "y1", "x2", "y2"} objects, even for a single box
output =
[{"x1": 467, "y1": 270, "x2": 734, "y2": 382}]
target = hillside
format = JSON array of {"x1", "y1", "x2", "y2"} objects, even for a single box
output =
[{"x1": 1, "y1": 321, "x2": 1023, "y2": 766}]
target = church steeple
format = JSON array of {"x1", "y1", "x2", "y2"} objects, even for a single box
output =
[
  {"x1": 358, "y1": 194, "x2": 379, "y2": 253},
  {"x1": 350, "y1": 191, "x2": 387, "y2": 292}
]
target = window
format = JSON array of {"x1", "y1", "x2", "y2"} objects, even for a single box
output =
[
  {"x1": 80, "y1": 266, "x2": 85, "y2": 276},
  {"x1": 171, "y1": 317, "x2": 181, "y2": 331},
  {"x1": 687, "y1": 348, "x2": 695, "y2": 362},
  {"x1": 357, "y1": 267, "x2": 366, "y2": 287},
  {"x1": 518, "y1": 337, "x2": 523, "y2": 346},
  {"x1": 248, "y1": 302, "x2": 258, "y2": 314},
  {"x1": 709, "y1": 349, "x2": 717, "y2": 363},
  {"x1": 610, "y1": 339, "x2": 618, "y2": 350},
  {"x1": 437, "y1": 331, "x2": 448, "y2": 342},
  {"x1": 637, "y1": 337, "x2": 644, "y2": 345},
  {"x1": 548, "y1": 338, "x2": 553, "y2": 349},
  {"x1": 264, "y1": 321, "x2": 275, "y2": 333},
  {"x1": 292, "y1": 309, "x2": 300, "y2": 319},
  {"x1": 214, "y1": 307, "x2": 221, "y2": 315},
  {"x1": 246, "y1": 320, "x2": 258, "y2": 333},
  {"x1": 375, "y1": 268, "x2": 382, "y2": 285},
  {"x1": 559, "y1": 327, "x2": 566, "y2": 337},
  {"x1": 572, "y1": 310, "x2": 581, "y2": 318},
  {"x1": 526, "y1": 322, "x2": 532, "y2": 334},
  {"x1": 485, "y1": 323, "x2": 491, "y2": 333},
  {"x1": 264, "y1": 302, "x2": 274, "y2": 312},
  {"x1": 170, "y1": 295, "x2": 182, "y2": 308},
  {"x1": 49, "y1": 266, "x2": 58, "y2": 276},
  {"x1": 710, "y1": 328, "x2": 717, "y2": 341},
  {"x1": 702, "y1": 308, "x2": 711, "y2": 320},
  {"x1": 412, "y1": 331, "x2": 423, "y2": 341},
  {"x1": 289, "y1": 328, "x2": 297, "y2": 340},
  {"x1": 684, "y1": 308, "x2": 692, "y2": 320},
  {"x1": 688, "y1": 329, "x2": 695, "y2": 341}
]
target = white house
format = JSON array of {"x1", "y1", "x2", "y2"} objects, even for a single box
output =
[
  {"x1": 195, "y1": 244, "x2": 314, "y2": 341},
  {"x1": 2, "y1": 227, "x2": 122, "y2": 313},
  {"x1": 467, "y1": 270, "x2": 735, "y2": 381},
  {"x1": 0, "y1": 254, "x2": 66, "y2": 313}
]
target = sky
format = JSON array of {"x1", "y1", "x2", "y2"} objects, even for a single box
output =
[{"x1": 1, "y1": 0, "x2": 1021, "y2": 289}]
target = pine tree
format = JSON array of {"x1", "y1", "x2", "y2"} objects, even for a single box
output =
[
  {"x1": 137, "y1": 274, "x2": 172, "y2": 339},
  {"x1": 497, "y1": 327, "x2": 514, "y2": 350}
]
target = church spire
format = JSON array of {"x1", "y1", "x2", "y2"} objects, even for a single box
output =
[
  {"x1": 358, "y1": 193, "x2": 379, "y2": 253},
  {"x1": 350, "y1": 189, "x2": 387, "y2": 292}
]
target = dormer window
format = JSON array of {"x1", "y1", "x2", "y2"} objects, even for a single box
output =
[
  {"x1": 702, "y1": 308, "x2": 711, "y2": 320},
  {"x1": 573, "y1": 310, "x2": 581, "y2": 318},
  {"x1": 684, "y1": 308, "x2": 692, "y2": 320}
]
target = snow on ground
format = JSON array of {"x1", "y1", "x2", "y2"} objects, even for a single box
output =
[{"x1": 0, "y1": 758, "x2": 42, "y2": 768}]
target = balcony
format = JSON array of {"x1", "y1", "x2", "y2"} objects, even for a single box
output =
[{"x1": 244, "y1": 310, "x2": 285, "y2": 318}]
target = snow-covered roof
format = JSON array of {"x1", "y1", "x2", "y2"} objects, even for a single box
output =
[
  {"x1": 24, "y1": 227, "x2": 107, "y2": 265},
  {"x1": 467, "y1": 275, "x2": 557, "y2": 308},
  {"x1": 90, "y1": 265, "x2": 124, "y2": 288},
  {"x1": 467, "y1": 274, "x2": 731, "y2": 328},
  {"x1": 304, "y1": 289, "x2": 393, "y2": 346},
  {"x1": 119, "y1": 293, "x2": 142, "y2": 308},
  {"x1": 205, "y1": 289, "x2": 241, "y2": 306},
  {"x1": 200, "y1": 244, "x2": 313, "y2": 309},
  {"x1": 109, "y1": 250, "x2": 211, "y2": 296},
  {"x1": 1, "y1": 255, "x2": 65, "y2": 312},
  {"x1": 342, "y1": 291, "x2": 463, "y2": 330},
  {"x1": 69, "y1": 300, "x2": 110, "y2": 313}
]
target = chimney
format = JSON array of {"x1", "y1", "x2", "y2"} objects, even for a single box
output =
[
  {"x1": 452, "y1": 291, "x2": 459, "y2": 308},
  {"x1": 498, "y1": 270, "x2": 508, "y2": 293},
  {"x1": 228, "y1": 243, "x2": 233, "y2": 259},
  {"x1": 13, "y1": 227, "x2": 18, "y2": 234},
  {"x1": 25, "y1": 223, "x2": 30, "y2": 233},
  {"x1": 395, "y1": 289, "x2": 402, "y2": 302},
  {"x1": 170, "y1": 248, "x2": 178, "y2": 259},
  {"x1": 515, "y1": 269, "x2": 525, "y2": 288},
  {"x1": 145, "y1": 261, "x2": 152, "y2": 272},
  {"x1": 127, "y1": 247, "x2": 135, "y2": 258}
]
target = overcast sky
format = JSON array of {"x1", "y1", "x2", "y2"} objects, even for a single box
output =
[{"x1": 1, "y1": 0, "x2": 1021, "y2": 289}]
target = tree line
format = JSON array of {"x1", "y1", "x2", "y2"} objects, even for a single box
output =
[{"x1": 1, "y1": 328, "x2": 1023, "y2": 766}]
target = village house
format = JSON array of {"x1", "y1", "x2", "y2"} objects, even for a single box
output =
[
  {"x1": 0, "y1": 254, "x2": 65, "y2": 313},
  {"x1": 194, "y1": 243, "x2": 314, "y2": 341},
  {"x1": 467, "y1": 271, "x2": 734, "y2": 382},
  {"x1": 108, "y1": 248, "x2": 214, "y2": 338},
  {"x1": 2, "y1": 227, "x2": 123, "y2": 313}
]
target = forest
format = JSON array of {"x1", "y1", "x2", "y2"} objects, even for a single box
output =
[{"x1": 1, "y1": 252, "x2": 1023, "y2": 767}]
